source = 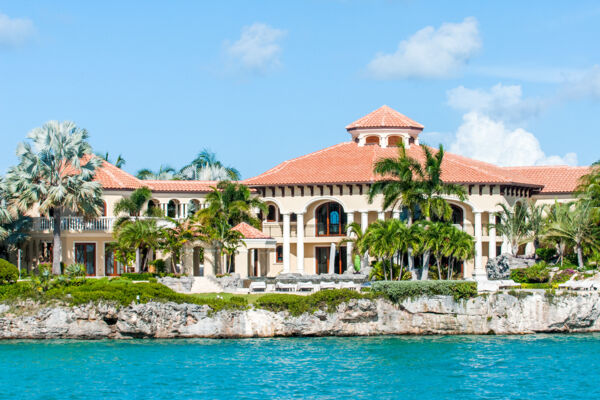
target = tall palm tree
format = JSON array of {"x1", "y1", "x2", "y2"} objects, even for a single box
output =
[
  {"x1": 113, "y1": 187, "x2": 156, "y2": 225},
  {"x1": 4, "y1": 121, "x2": 103, "y2": 274},
  {"x1": 160, "y1": 217, "x2": 199, "y2": 273},
  {"x1": 492, "y1": 202, "x2": 530, "y2": 256},
  {"x1": 543, "y1": 201, "x2": 570, "y2": 265},
  {"x1": 545, "y1": 201, "x2": 600, "y2": 268},
  {"x1": 577, "y1": 160, "x2": 600, "y2": 207},
  {"x1": 180, "y1": 149, "x2": 241, "y2": 180}
]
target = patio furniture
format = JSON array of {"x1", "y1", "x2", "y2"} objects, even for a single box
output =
[
  {"x1": 275, "y1": 282, "x2": 297, "y2": 292},
  {"x1": 340, "y1": 281, "x2": 358, "y2": 291},
  {"x1": 249, "y1": 281, "x2": 267, "y2": 292},
  {"x1": 497, "y1": 280, "x2": 520, "y2": 289},
  {"x1": 297, "y1": 282, "x2": 316, "y2": 292},
  {"x1": 320, "y1": 281, "x2": 338, "y2": 290}
]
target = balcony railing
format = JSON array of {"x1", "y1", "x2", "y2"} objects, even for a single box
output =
[{"x1": 32, "y1": 217, "x2": 116, "y2": 232}]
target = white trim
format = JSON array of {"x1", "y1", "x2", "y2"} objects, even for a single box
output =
[{"x1": 301, "y1": 197, "x2": 349, "y2": 214}]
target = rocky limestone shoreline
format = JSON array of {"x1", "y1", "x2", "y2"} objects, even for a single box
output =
[{"x1": 1, "y1": 292, "x2": 600, "y2": 339}]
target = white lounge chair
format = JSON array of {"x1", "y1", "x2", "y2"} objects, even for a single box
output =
[
  {"x1": 275, "y1": 282, "x2": 296, "y2": 292},
  {"x1": 297, "y1": 282, "x2": 316, "y2": 292},
  {"x1": 498, "y1": 280, "x2": 520, "y2": 289},
  {"x1": 320, "y1": 281, "x2": 338, "y2": 290},
  {"x1": 249, "y1": 281, "x2": 267, "y2": 292},
  {"x1": 340, "y1": 281, "x2": 358, "y2": 291}
]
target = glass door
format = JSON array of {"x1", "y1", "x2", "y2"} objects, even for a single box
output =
[{"x1": 75, "y1": 243, "x2": 96, "y2": 276}]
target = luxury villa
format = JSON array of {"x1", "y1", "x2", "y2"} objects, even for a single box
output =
[{"x1": 21, "y1": 106, "x2": 589, "y2": 280}]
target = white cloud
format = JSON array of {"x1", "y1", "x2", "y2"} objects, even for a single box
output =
[
  {"x1": 224, "y1": 23, "x2": 286, "y2": 72},
  {"x1": 447, "y1": 83, "x2": 546, "y2": 123},
  {"x1": 367, "y1": 17, "x2": 481, "y2": 79},
  {"x1": 0, "y1": 12, "x2": 35, "y2": 48},
  {"x1": 449, "y1": 112, "x2": 577, "y2": 166}
]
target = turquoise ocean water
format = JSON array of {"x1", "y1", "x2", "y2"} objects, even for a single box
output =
[{"x1": 0, "y1": 335, "x2": 598, "y2": 399}]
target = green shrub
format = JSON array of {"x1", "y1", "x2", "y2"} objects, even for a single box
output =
[
  {"x1": 520, "y1": 283, "x2": 552, "y2": 289},
  {"x1": 510, "y1": 263, "x2": 550, "y2": 283},
  {"x1": 0, "y1": 259, "x2": 18, "y2": 285},
  {"x1": 551, "y1": 269, "x2": 576, "y2": 284},
  {"x1": 64, "y1": 263, "x2": 86, "y2": 277},
  {"x1": 371, "y1": 280, "x2": 477, "y2": 302},
  {"x1": 536, "y1": 248, "x2": 556, "y2": 262},
  {"x1": 151, "y1": 259, "x2": 167, "y2": 274},
  {"x1": 255, "y1": 289, "x2": 368, "y2": 316},
  {"x1": 121, "y1": 272, "x2": 154, "y2": 281}
]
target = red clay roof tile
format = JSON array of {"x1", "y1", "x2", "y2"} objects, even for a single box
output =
[
  {"x1": 231, "y1": 222, "x2": 272, "y2": 239},
  {"x1": 346, "y1": 105, "x2": 424, "y2": 130},
  {"x1": 503, "y1": 166, "x2": 590, "y2": 194}
]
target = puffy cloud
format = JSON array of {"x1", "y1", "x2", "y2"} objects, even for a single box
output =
[
  {"x1": 367, "y1": 17, "x2": 481, "y2": 79},
  {"x1": 0, "y1": 12, "x2": 35, "y2": 48},
  {"x1": 449, "y1": 112, "x2": 577, "y2": 166},
  {"x1": 224, "y1": 23, "x2": 286, "y2": 73},
  {"x1": 447, "y1": 83, "x2": 546, "y2": 123}
]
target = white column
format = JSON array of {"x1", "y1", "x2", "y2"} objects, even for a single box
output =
[
  {"x1": 181, "y1": 203, "x2": 186, "y2": 218},
  {"x1": 473, "y1": 211, "x2": 485, "y2": 280},
  {"x1": 282, "y1": 213, "x2": 290, "y2": 273},
  {"x1": 296, "y1": 213, "x2": 304, "y2": 274},
  {"x1": 360, "y1": 211, "x2": 369, "y2": 232},
  {"x1": 488, "y1": 212, "x2": 497, "y2": 259},
  {"x1": 346, "y1": 212, "x2": 354, "y2": 270},
  {"x1": 393, "y1": 210, "x2": 400, "y2": 220},
  {"x1": 378, "y1": 211, "x2": 385, "y2": 221}
]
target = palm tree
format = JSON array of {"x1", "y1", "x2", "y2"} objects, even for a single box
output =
[
  {"x1": 341, "y1": 222, "x2": 371, "y2": 273},
  {"x1": 178, "y1": 164, "x2": 234, "y2": 181},
  {"x1": 114, "y1": 218, "x2": 162, "y2": 272},
  {"x1": 4, "y1": 121, "x2": 103, "y2": 274},
  {"x1": 0, "y1": 214, "x2": 32, "y2": 261},
  {"x1": 195, "y1": 213, "x2": 244, "y2": 274},
  {"x1": 113, "y1": 187, "x2": 156, "y2": 225},
  {"x1": 526, "y1": 200, "x2": 546, "y2": 253},
  {"x1": 197, "y1": 181, "x2": 266, "y2": 228},
  {"x1": 180, "y1": 149, "x2": 240, "y2": 180},
  {"x1": 543, "y1": 201, "x2": 570, "y2": 265},
  {"x1": 545, "y1": 201, "x2": 600, "y2": 268},
  {"x1": 136, "y1": 165, "x2": 177, "y2": 180},
  {"x1": 577, "y1": 160, "x2": 600, "y2": 207},
  {"x1": 364, "y1": 219, "x2": 398, "y2": 280},
  {"x1": 444, "y1": 228, "x2": 474, "y2": 280},
  {"x1": 492, "y1": 203, "x2": 530, "y2": 256},
  {"x1": 160, "y1": 217, "x2": 199, "y2": 273},
  {"x1": 422, "y1": 221, "x2": 453, "y2": 280},
  {"x1": 97, "y1": 152, "x2": 126, "y2": 169}
]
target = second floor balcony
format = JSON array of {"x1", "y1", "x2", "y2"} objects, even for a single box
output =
[{"x1": 31, "y1": 217, "x2": 116, "y2": 232}]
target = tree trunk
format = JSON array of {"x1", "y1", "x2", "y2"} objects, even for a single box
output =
[
  {"x1": 577, "y1": 244, "x2": 584, "y2": 269},
  {"x1": 408, "y1": 248, "x2": 417, "y2": 280},
  {"x1": 399, "y1": 255, "x2": 404, "y2": 281},
  {"x1": 436, "y1": 258, "x2": 442, "y2": 280},
  {"x1": 52, "y1": 208, "x2": 62, "y2": 275},
  {"x1": 389, "y1": 256, "x2": 393, "y2": 281},
  {"x1": 420, "y1": 251, "x2": 430, "y2": 280}
]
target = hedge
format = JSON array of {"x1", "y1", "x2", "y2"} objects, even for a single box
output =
[
  {"x1": 255, "y1": 289, "x2": 370, "y2": 316},
  {"x1": 371, "y1": 280, "x2": 478, "y2": 302},
  {"x1": 0, "y1": 259, "x2": 18, "y2": 285}
]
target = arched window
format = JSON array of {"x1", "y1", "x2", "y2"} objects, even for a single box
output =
[
  {"x1": 316, "y1": 202, "x2": 347, "y2": 236},
  {"x1": 266, "y1": 205, "x2": 278, "y2": 222},
  {"x1": 365, "y1": 136, "x2": 380, "y2": 146},
  {"x1": 276, "y1": 245, "x2": 283, "y2": 263},
  {"x1": 188, "y1": 199, "x2": 200, "y2": 217},
  {"x1": 167, "y1": 200, "x2": 179, "y2": 218},
  {"x1": 387, "y1": 136, "x2": 401, "y2": 146},
  {"x1": 147, "y1": 199, "x2": 159, "y2": 214},
  {"x1": 451, "y1": 205, "x2": 464, "y2": 226}
]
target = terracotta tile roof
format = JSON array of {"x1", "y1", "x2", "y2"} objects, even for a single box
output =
[
  {"x1": 243, "y1": 142, "x2": 543, "y2": 188},
  {"x1": 94, "y1": 160, "x2": 145, "y2": 190},
  {"x1": 346, "y1": 105, "x2": 424, "y2": 131},
  {"x1": 231, "y1": 222, "x2": 272, "y2": 239},
  {"x1": 143, "y1": 180, "x2": 218, "y2": 193},
  {"x1": 503, "y1": 166, "x2": 591, "y2": 194}
]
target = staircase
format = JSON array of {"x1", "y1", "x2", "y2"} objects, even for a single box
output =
[{"x1": 189, "y1": 277, "x2": 224, "y2": 293}]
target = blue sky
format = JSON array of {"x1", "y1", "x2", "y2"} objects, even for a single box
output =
[{"x1": 1, "y1": 1, "x2": 599, "y2": 178}]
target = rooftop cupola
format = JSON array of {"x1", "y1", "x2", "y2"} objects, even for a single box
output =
[{"x1": 345, "y1": 105, "x2": 424, "y2": 148}]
